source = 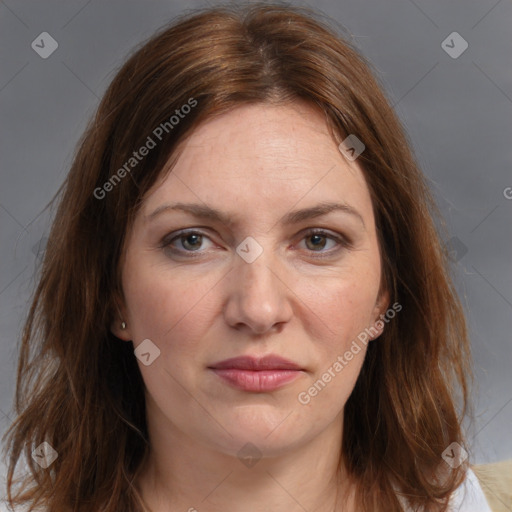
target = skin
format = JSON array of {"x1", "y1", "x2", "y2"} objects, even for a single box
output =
[{"x1": 112, "y1": 102, "x2": 389, "y2": 512}]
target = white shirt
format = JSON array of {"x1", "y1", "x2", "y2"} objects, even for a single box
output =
[
  {"x1": 0, "y1": 468, "x2": 491, "y2": 511},
  {"x1": 446, "y1": 468, "x2": 492, "y2": 511}
]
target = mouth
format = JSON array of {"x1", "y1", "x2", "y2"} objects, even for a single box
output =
[{"x1": 208, "y1": 355, "x2": 304, "y2": 392}]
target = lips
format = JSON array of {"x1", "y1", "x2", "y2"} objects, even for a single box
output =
[
  {"x1": 210, "y1": 355, "x2": 302, "y2": 371},
  {"x1": 208, "y1": 355, "x2": 303, "y2": 392}
]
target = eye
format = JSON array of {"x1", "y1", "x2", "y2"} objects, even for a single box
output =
[
  {"x1": 297, "y1": 229, "x2": 350, "y2": 257},
  {"x1": 161, "y1": 230, "x2": 215, "y2": 256}
]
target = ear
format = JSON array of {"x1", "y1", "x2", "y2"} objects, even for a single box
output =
[
  {"x1": 369, "y1": 287, "x2": 390, "y2": 340},
  {"x1": 110, "y1": 296, "x2": 132, "y2": 342}
]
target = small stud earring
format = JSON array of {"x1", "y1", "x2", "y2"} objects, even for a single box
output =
[{"x1": 121, "y1": 321, "x2": 127, "y2": 329}]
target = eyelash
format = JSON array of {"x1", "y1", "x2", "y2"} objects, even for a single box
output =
[{"x1": 160, "y1": 228, "x2": 352, "y2": 260}]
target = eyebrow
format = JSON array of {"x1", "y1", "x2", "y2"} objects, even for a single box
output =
[{"x1": 146, "y1": 201, "x2": 365, "y2": 228}]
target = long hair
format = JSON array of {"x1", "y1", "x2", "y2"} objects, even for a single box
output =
[{"x1": 2, "y1": 3, "x2": 472, "y2": 511}]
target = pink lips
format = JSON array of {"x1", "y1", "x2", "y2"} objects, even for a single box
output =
[{"x1": 208, "y1": 355, "x2": 303, "y2": 392}]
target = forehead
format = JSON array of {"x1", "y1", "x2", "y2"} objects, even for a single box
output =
[{"x1": 141, "y1": 102, "x2": 374, "y2": 227}]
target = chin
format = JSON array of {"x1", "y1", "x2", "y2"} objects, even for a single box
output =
[{"x1": 201, "y1": 408, "x2": 312, "y2": 457}]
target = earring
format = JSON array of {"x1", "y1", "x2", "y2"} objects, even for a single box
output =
[{"x1": 121, "y1": 321, "x2": 127, "y2": 329}]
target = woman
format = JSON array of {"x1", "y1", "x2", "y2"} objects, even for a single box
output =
[{"x1": 1, "y1": 3, "x2": 492, "y2": 511}]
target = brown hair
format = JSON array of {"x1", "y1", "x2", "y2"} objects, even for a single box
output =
[{"x1": 2, "y1": 3, "x2": 472, "y2": 511}]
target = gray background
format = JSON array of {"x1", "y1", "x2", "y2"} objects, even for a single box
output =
[{"x1": 1, "y1": 0, "x2": 511, "y2": 468}]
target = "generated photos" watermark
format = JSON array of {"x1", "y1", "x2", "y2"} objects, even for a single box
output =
[
  {"x1": 297, "y1": 302, "x2": 402, "y2": 405},
  {"x1": 94, "y1": 97, "x2": 197, "y2": 200}
]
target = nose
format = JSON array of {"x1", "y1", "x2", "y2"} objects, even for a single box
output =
[{"x1": 223, "y1": 247, "x2": 293, "y2": 335}]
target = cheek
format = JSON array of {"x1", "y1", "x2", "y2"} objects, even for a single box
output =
[
  {"x1": 122, "y1": 259, "x2": 221, "y2": 352},
  {"x1": 294, "y1": 278, "x2": 375, "y2": 414},
  {"x1": 298, "y1": 266, "x2": 381, "y2": 344}
]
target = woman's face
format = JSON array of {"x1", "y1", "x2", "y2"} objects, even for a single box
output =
[{"x1": 114, "y1": 102, "x2": 388, "y2": 458}]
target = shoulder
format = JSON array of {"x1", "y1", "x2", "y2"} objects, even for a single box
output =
[
  {"x1": 448, "y1": 467, "x2": 493, "y2": 512},
  {"x1": 0, "y1": 460, "x2": 33, "y2": 512},
  {"x1": 0, "y1": 499, "x2": 37, "y2": 512},
  {"x1": 0, "y1": 498, "x2": 30, "y2": 512},
  {"x1": 472, "y1": 459, "x2": 512, "y2": 512}
]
